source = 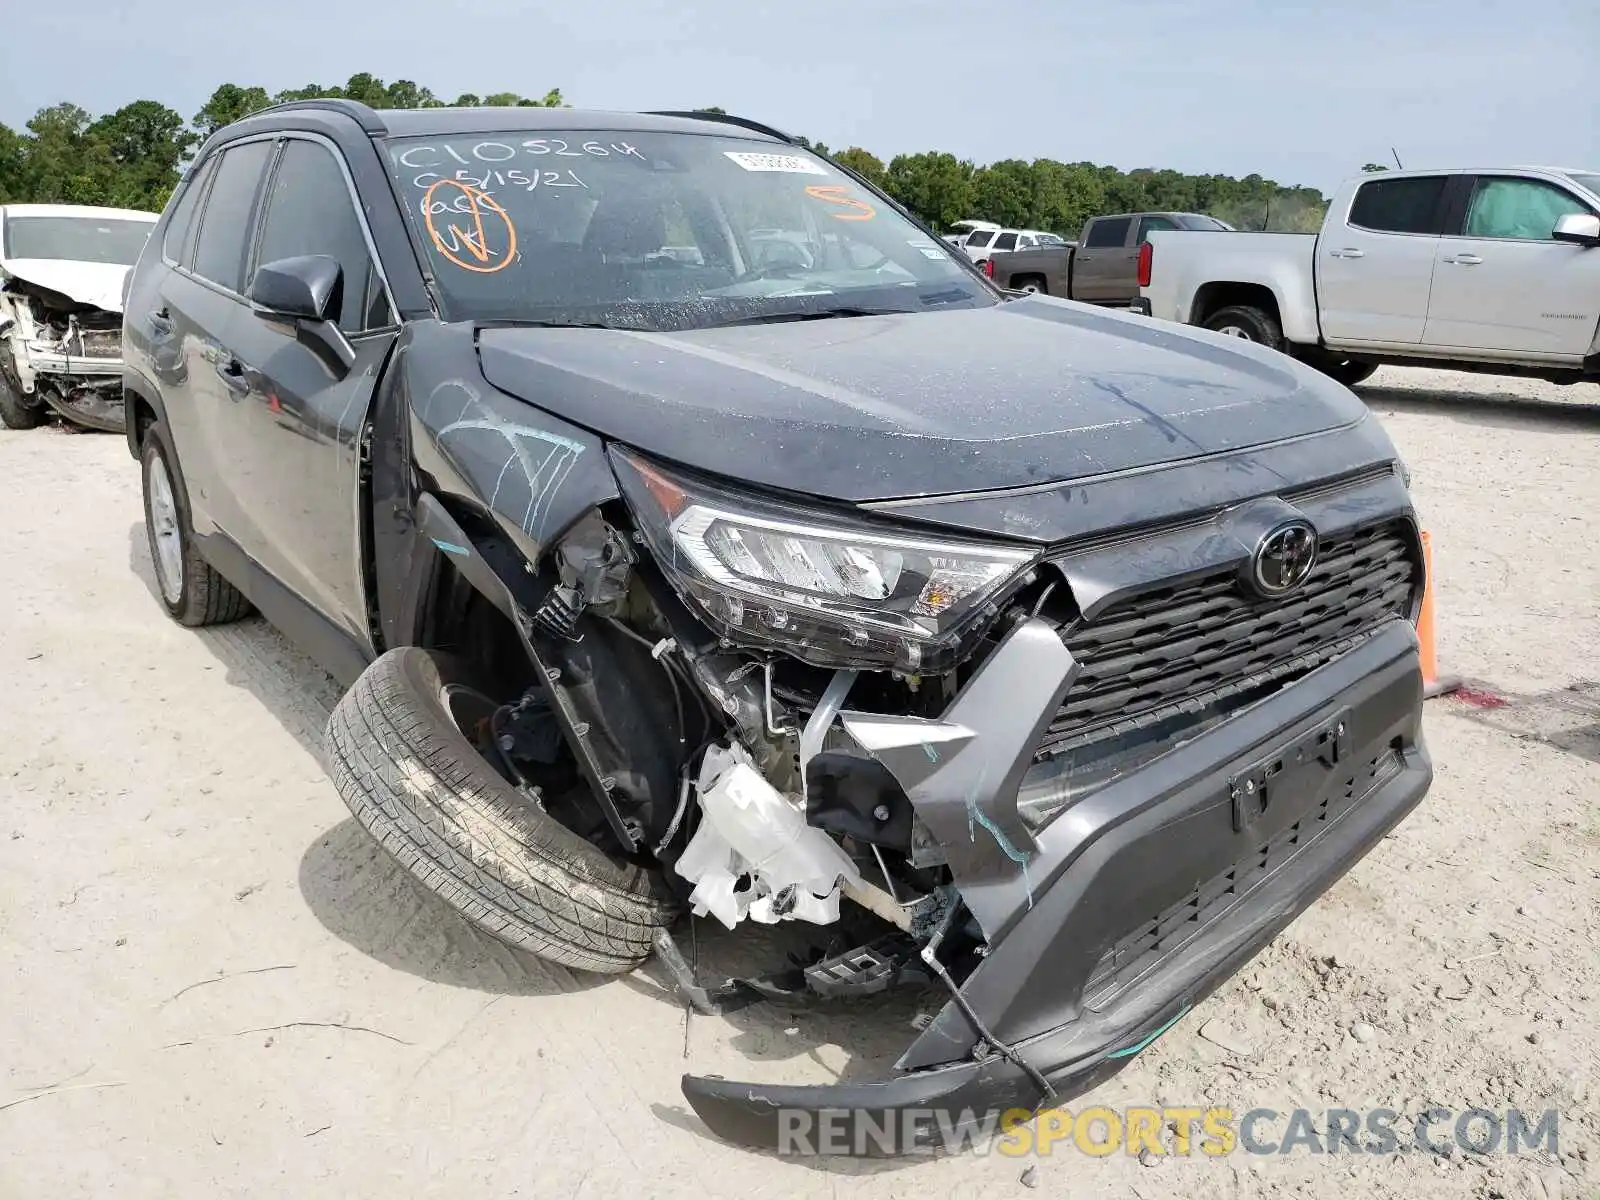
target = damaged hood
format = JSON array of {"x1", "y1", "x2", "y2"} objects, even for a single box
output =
[
  {"x1": 476, "y1": 296, "x2": 1370, "y2": 504},
  {"x1": 0, "y1": 259, "x2": 132, "y2": 313}
]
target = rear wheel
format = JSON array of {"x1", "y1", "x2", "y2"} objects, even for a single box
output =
[
  {"x1": 140, "y1": 422, "x2": 253, "y2": 626},
  {"x1": 1015, "y1": 275, "x2": 1048, "y2": 295},
  {"x1": 325, "y1": 647, "x2": 680, "y2": 974},
  {"x1": 1203, "y1": 304, "x2": 1284, "y2": 353},
  {"x1": 0, "y1": 371, "x2": 43, "y2": 430}
]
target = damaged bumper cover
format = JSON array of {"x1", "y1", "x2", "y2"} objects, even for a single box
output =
[
  {"x1": 1, "y1": 283, "x2": 128, "y2": 432},
  {"x1": 681, "y1": 617, "x2": 1431, "y2": 1153}
]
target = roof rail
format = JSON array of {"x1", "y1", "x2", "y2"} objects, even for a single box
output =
[
  {"x1": 646, "y1": 110, "x2": 796, "y2": 145},
  {"x1": 252, "y1": 98, "x2": 388, "y2": 135}
]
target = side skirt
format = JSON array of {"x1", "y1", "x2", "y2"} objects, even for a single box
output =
[{"x1": 191, "y1": 529, "x2": 373, "y2": 687}]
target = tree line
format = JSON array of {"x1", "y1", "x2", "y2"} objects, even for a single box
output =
[{"x1": 0, "y1": 73, "x2": 1329, "y2": 236}]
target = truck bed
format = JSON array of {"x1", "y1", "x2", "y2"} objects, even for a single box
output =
[{"x1": 1140, "y1": 231, "x2": 1317, "y2": 325}]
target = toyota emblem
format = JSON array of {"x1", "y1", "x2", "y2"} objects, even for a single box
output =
[{"x1": 1251, "y1": 520, "x2": 1318, "y2": 597}]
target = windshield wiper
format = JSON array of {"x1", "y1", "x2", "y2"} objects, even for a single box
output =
[
  {"x1": 474, "y1": 319, "x2": 617, "y2": 330},
  {"x1": 701, "y1": 306, "x2": 900, "y2": 329},
  {"x1": 918, "y1": 288, "x2": 974, "y2": 307}
]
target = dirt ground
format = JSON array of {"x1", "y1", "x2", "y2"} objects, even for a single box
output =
[{"x1": 1, "y1": 366, "x2": 1595, "y2": 1200}]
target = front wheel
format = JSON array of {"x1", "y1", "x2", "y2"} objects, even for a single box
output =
[
  {"x1": 1312, "y1": 358, "x2": 1378, "y2": 387},
  {"x1": 325, "y1": 647, "x2": 680, "y2": 974},
  {"x1": 0, "y1": 371, "x2": 43, "y2": 430},
  {"x1": 1203, "y1": 304, "x2": 1284, "y2": 353}
]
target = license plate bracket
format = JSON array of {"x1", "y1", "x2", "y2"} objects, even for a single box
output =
[{"x1": 1230, "y1": 706, "x2": 1352, "y2": 832}]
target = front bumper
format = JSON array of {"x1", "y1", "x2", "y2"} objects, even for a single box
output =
[
  {"x1": 681, "y1": 618, "x2": 1430, "y2": 1153},
  {"x1": 25, "y1": 350, "x2": 125, "y2": 432}
]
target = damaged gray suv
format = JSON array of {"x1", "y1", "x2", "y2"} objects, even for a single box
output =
[{"x1": 121, "y1": 101, "x2": 1433, "y2": 1152}]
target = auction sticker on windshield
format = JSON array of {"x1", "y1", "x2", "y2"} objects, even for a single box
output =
[{"x1": 723, "y1": 151, "x2": 829, "y2": 175}]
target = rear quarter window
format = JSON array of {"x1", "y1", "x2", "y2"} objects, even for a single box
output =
[{"x1": 163, "y1": 157, "x2": 216, "y2": 265}]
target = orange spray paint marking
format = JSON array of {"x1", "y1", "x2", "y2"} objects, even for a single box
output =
[
  {"x1": 804, "y1": 185, "x2": 875, "y2": 221},
  {"x1": 421, "y1": 179, "x2": 518, "y2": 274}
]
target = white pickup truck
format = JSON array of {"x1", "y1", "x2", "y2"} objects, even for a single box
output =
[{"x1": 1138, "y1": 166, "x2": 1600, "y2": 385}]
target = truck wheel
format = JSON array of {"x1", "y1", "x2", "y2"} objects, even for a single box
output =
[
  {"x1": 325, "y1": 647, "x2": 680, "y2": 974},
  {"x1": 1015, "y1": 275, "x2": 1048, "y2": 295},
  {"x1": 1315, "y1": 359, "x2": 1379, "y2": 387},
  {"x1": 0, "y1": 371, "x2": 43, "y2": 430},
  {"x1": 140, "y1": 422, "x2": 254, "y2": 626},
  {"x1": 1204, "y1": 305, "x2": 1284, "y2": 352}
]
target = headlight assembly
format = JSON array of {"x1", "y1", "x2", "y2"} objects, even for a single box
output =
[{"x1": 611, "y1": 448, "x2": 1036, "y2": 673}]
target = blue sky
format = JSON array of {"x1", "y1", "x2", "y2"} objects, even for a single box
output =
[{"x1": 3, "y1": 0, "x2": 1595, "y2": 194}]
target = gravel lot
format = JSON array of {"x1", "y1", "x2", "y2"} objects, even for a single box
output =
[{"x1": 1, "y1": 366, "x2": 1595, "y2": 1199}]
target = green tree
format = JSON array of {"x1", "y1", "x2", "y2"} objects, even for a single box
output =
[
  {"x1": 88, "y1": 100, "x2": 195, "y2": 208},
  {"x1": 880, "y1": 152, "x2": 977, "y2": 230},
  {"x1": 0, "y1": 122, "x2": 25, "y2": 203},
  {"x1": 832, "y1": 146, "x2": 884, "y2": 185},
  {"x1": 0, "y1": 76, "x2": 1326, "y2": 233},
  {"x1": 192, "y1": 84, "x2": 272, "y2": 138},
  {"x1": 970, "y1": 158, "x2": 1034, "y2": 228}
]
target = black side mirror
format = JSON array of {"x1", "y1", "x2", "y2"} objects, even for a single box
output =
[
  {"x1": 249, "y1": 254, "x2": 355, "y2": 376},
  {"x1": 1552, "y1": 213, "x2": 1600, "y2": 247},
  {"x1": 250, "y1": 255, "x2": 343, "y2": 322}
]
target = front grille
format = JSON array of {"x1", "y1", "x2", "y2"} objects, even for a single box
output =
[
  {"x1": 1039, "y1": 521, "x2": 1416, "y2": 756},
  {"x1": 1081, "y1": 745, "x2": 1403, "y2": 1010}
]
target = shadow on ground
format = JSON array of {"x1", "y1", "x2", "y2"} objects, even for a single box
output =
[
  {"x1": 128, "y1": 521, "x2": 344, "y2": 761},
  {"x1": 1359, "y1": 383, "x2": 1600, "y2": 432}
]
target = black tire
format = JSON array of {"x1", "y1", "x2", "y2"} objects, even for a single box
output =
[
  {"x1": 1014, "y1": 275, "x2": 1048, "y2": 295},
  {"x1": 139, "y1": 422, "x2": 254, "y2": 627},
  {"x1": 1203, "y1": 304, "x2": 1284, "y2": 352},
  {"x1": 0, "y1": 370, "x2": 43, "y2": 430},
  {"x1": 1314, "y1": 359, "x2": 1379, "y2": 387},
  {"x1": 325, "y1": 647, "x2": 679, "y2": 974}
]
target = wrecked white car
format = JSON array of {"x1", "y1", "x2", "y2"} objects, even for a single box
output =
[{"x1": 0, "y1": 204, "x2": 157, "y2": 432}]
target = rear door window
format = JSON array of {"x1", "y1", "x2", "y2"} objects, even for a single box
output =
[
  {"x1": 163, "y1": 156, "x2": 216, "y2": 266},
  {"x1": 252, "y1": 138, "x2": 388, "y2": 332},
  {"x1": 991, "y1": 232, "x2": 1017, "y2": 252},
  {"x1": 1348, "y1": 175, "x2": 1448, "y2": 235},
  {"x1": 191, "y1": 140, "x2": 274, "y2": 292},
  {"x1": 1085, "y1": 217, "x2": 1131, "y2": 247}
]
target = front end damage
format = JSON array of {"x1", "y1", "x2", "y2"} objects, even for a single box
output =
[
  {"x1": 0, "y1": 277, "x2": 128, "y2": 431},
  {"x1": 416, "y1": 422, "x2": 1433, "y2": 1156}
]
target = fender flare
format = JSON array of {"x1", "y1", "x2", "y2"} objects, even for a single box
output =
[{"x1": 121, "y1": 367, "x2": 169, "y2": 458}]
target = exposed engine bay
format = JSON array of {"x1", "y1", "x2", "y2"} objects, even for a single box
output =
[{"x1": 0, "y1": 275, "x2": 128, "y2": 432}]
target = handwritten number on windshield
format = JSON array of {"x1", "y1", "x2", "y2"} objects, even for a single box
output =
[
  {"x1": 805, "y1": 185, "x2": 875, "y2": 221},
  {"x1": 422, "y1": 179, "x2": 518, "y2": 274}
]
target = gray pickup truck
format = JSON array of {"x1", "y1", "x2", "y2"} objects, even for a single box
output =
[{"x1": 987, "y1": 211, "x2": 1233, "y2": 305}]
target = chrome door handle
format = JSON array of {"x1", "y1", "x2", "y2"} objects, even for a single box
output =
[
  {"x1": 1444, "y1": 253, "x2": 1483, "y2": 265},
  {"x1": 1329, "y1": 248, "x2": 1365, "y2": 259}
]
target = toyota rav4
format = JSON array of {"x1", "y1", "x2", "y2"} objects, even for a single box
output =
[{"x1": 120, "y1": 100, "x2": 1433, "y2": 1153}]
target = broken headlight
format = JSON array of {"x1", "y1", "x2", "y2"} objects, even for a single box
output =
[{"x1": 611, "y1": 448, "x2": 1036, "y2": 672}]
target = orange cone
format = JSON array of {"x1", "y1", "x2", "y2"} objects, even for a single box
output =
[{"x1": 1418, "y1": 529, "x2": 1461, "y2": 700}]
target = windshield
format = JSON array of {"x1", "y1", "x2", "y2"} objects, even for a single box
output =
[
  {"x1": 386, "y1": 131, "x2": 995, "y2": 329},
  {"x1": 1179, "y1": 215, "x2": 1234, "y2": 231},
  {"x1": 3, "y1": 215, "x2": 153, "y2": 265}
]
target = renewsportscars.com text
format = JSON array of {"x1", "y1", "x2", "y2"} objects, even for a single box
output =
[{"x1": 775, "y1": 1105, "x2": 1562, "y2": 1158}]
